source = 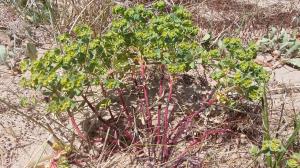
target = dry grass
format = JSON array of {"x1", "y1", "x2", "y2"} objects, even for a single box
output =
[
  {"x1": 53, "y1": 0, "x2": 113, "y2": 34},
  {"x1": 186, "y1": 0, "x2": 300, "y2": 42}
]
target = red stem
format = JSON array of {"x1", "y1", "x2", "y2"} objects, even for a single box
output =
[
  {"x1": 82, "y1": 94, "x2": 134, "y2": 146},
  {"x1": 156, "y1": 74, "x2": 164, "y2": 144},
  {"x1": 82, "y1": 95, "x2": 112, "y2": 127},
  {"x1": 162, "y1": 76, "x2": 173, "y2": 161},
  {"x1": 100, "y1": 83, "x2": 115, "y2": 119},
  {"x1": 169, "y1": 89, "x2": 217, "y2": 142},
  {"x1": 50, "y1": 159, "x2": 58, "y2": 168},
  {"x1": 141, "y1": 64, "x2": 152, "y2": 128},
  {"x1": 173, "y1": 129, "x2": 230, "y2": 167},
  {"x1": 96, "y1": 119, "x2": 134, "y2": 148},
  {"x1": 140, "y1": 63, "x2": 153, "y2": 159},
  {"x1": 140, "y1": 63, "x2": 152, "y2": 129},
  {"x1": 68, "y1": 111, "x2": 86, "y2": 141},
  {"x1": 165, "y1": 91, "x2": 217, "y2": 160},
  {"x1": 118, "y1": 89, "x2": 133, "y2": 126}
]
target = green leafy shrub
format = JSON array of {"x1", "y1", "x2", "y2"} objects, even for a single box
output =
[
  {"x1": 21, "y1": 1, "x2": 201, "y2": 119},
  {"x1": 21, "y1": 1, "x2": 206, "y2": 165},
  {"x1": 21, "y1": 25, "x2": 103, "y2": 113},
  {"x1": 21, "y1": 1, "x2": 269, "y2": 166},
  {"x1": 108, "y1": 3, "x2": 200, "y2": 73},
  {"x1": 205, "y1": 38, "x2": 269, "y2": 105}
]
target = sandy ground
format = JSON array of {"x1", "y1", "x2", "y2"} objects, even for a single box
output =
[{"x1": 0, "y1": 65, "x2": 53, "y2": 168}]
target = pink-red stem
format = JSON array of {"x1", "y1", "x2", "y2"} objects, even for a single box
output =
[
  {"x1": 68, "y1": 111, "x2": 86, "y2": 141},
  {"x1": 50, "y1": 159, "x2": 58, "y2": 168},
  {"x1": 162, "y1": 76, "x2": 173, "y2": 160},
  {"x1": 118, "y1": 89, "x2": 133, "y2": 126},
  {"x1": 100, "y1": 83, "x2": 115, "y2": 119},
  {"x1": 140, "y1": 63, "x2": 152, "y2": 129},
  {"x1": 156, "y1": 74, "x2": 164, "y2": 144},
  {"x1": 173, "y1": 129, "x2": 230, "y2": 167}
]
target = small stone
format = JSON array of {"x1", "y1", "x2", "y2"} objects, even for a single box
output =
[
  {"x1": 265, "y1": 54, "x2": 274, "y2": 63},
  {"x1": 240, "y1": 134, "x2": 247, "y2": 144},
  {"x1": 272, "y1": 50, "x2": 281, "y2": 59},
  {"x1": 255, "y1": 54, "x2": 273, "y2": 67}
]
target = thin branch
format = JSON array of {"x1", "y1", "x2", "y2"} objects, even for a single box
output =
[{"x1": 81, "y1": 95, "x2": 110, "y2": 126}]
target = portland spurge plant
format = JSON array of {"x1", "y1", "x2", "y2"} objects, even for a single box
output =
[{"x1": 21, "y1": 1, "x2": 229, "y2": 166}]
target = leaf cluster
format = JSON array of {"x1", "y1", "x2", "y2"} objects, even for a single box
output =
[
  {"x1": 205, "y1": 38, "x2": 269, "y2": 103},
  {"x1": 251, "y1": 117, "x2": 300, "y2": 168},
  {"x1": 287, "y1": 153, "x2": 300, "y2": 168},
  {"x1": 109, "y1": 3, "x2": 200, "y2": 73},
  {"x1": 21, "y1": 25, "x2": 106, "y2": 112},
  {"x1": 21, "y1": 1, "x2": 200, "y2": 113}
]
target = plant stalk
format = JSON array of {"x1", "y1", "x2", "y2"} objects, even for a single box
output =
[
  {"x1": 140, "y1": 63, "x2": 152, "y2": 129},
  {"x1": 100, "y1": 83, "x2": 115, "y2": 119},
  {"x1": 162, "y1": 75, "x2": 173, "y2": 161},
  {"x1": 67, "y1": 110, "x2": 86, "y2": 141},
  {"x1": 118, "y1": 89, "x2": 133, "y2": 126},
  {"x1": 156, "y1": 72, "x2": 164, "y2": 144},
  {"x1": 82, "y1": 95, "x2": 110, "y2": 126}
]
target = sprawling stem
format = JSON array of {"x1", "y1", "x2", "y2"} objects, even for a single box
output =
[
  {"x1": 162, "y1": 75, "x2": 173, "y2": 161},
  {"x1": 82, "y1": 95, "x2": 110, "y2": 126},
  {"x1": 67, "y1": 110, "x2": 86, "y2": 141},
  {"x1": 156, "y1": 65, "x2": 165, "y2": 145},
  {"x1": 156, "y1": 73, "x2": 164, "y2": 144},
  {"x1": 118, "y1": 89, "x2": 133, "y2": 126},
  {"x1": 173, "y1": 129, "x2": 229, "y2": 167},
  {"x1": 100, "y1": 83, "x2": 115, "y2": 119},
  {"x1": 166, "y1": 89, "x2": 217, "y2": 161}
]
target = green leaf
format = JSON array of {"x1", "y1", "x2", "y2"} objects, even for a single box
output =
[
  {"x1": 113, "y1": 5, "x2": 126, "y2": 14},
  {"x1": 287, "y1": 153, "x2": 300, "y2": 168},
  {"x1": 250, "y1": 145, "x2": 260, "y2": 156},
  {"x1": 286, "y1": 41, "x2": 300, "y2": 57},
  {"x1": 104, "y1": 79, "x2": 122, "y2": 89},
  {"x1": 189, "y1": 61, "x2": 196, "y2": 69},
  {"x1": 279, "y1": 41, "x2": 293, "y2": 51},
  {"x1": 153, "y1": 1, "x2": 166, "y2": 10},
  {"x1": 98, "y1": 98, "x2": 112, "y2": 109},
  {"x1": 201, "y1": 33, "x2": 211, "y2": 43},
  {"x1": 259, "y1": 38, "x2": 270, "y2": 44}
]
